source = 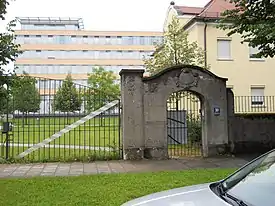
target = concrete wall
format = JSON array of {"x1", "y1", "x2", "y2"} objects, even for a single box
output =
[
  {"x1": 227, "y1": 89, "x2": 275, "y2": 154},
  {"x1": 230, "y1": 117, "x2": 275, "y2": 154}
]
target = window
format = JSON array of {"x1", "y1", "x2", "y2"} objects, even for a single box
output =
[
  {"x1": 117, "y1": 50, "x2": 123, "y2": 59},
  {"x1": 110, "y1": 36, "x2": 117, "y2": 45},
  {"x1": 59, "y1": 36, "x2": 66, "y2": 44},
  {"x1": 71, "y1": 35, "x2": 77, "y2": 44},
  {"x1": 128, "y1": 36, "x2": 134, "y2": 45},
  {"x1": 94, "y1": 36, "x2": 99, "y2": 44},
  {"x1": 105, "y1": 50, "x2": 111, "y2": 59},
  {"x1": 83, "y1": 36, "x2": 88, "y2": 44},
  {"x1": 117, "y1": 36, "x2": 122, "y2": 45},
  {"x1": 36, "y1": 50, "x2": 42, "y2": 58},
  {"x1": 105, "y1": 36, "x2": 111, "y2": 45},
  {"x1": 98, "y1": 36, "x2": 105, "y2": 44},
  {"x1": 140, "y1": 36, "x2": 145, "y2": 45},
  {"x1": 133, "y1": 37, "x2": 140, "y2": 45},
  {"x1": 82, "y1": 50, "x2": 88, "y2": 58},
  {"x1": 217, "y1": 39, "x2": 231, "y2": 60},
  {"x1": 251, "y1": 87, "x2": 264, "y2": 106},
  {"x1": 149, "y1": 36, "x2": 156, "y2": 45},
  {"x1": 249, "y1": 46, "x2": 262, "y2": 60}
]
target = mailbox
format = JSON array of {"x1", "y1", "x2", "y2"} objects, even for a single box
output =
[{"x1": 2, "y1": 122, "x2": 12, "y2": 133}]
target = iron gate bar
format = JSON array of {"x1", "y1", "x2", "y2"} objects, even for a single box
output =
[
  {"x1": 167, "y1": 134, "x2": 181, "y2": 144},
  {"x1": 167, "y1": 117, "x2": 186, "y2": 125}
]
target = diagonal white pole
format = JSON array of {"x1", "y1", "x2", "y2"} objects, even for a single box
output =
[{"x1": 17, "y1": 100, "x2": 119, "y2": 158}]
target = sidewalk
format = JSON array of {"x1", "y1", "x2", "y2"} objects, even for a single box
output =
[{"x1": 0, "y1": 156, "x2": 249, "y2": 178}]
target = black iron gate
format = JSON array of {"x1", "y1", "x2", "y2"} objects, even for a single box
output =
[{"x1": 167, "y1": 91, "x2": 202, "y2": 157}]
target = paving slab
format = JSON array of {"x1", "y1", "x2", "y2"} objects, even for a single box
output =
[{"x1": 0, "y1": 156, "x2": 251, "y2": 178}]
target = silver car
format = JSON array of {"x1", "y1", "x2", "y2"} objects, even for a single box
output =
[{"x1": 122, "y1": 149, "x2": 275, "y2": 206}]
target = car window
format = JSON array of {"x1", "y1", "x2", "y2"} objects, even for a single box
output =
[
  {"x1": 222, "y1": 154, "x2": 266, "y2": 190},
  {"x1": 223, "y1": 151, "x2": 275, "y2": 206}
]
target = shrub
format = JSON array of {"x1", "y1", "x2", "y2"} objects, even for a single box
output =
[{"x1": 187, "y1": 115, "x2": 202, "y2": 144}]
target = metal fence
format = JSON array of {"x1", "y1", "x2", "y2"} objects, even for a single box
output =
[
  {"x1": 0, "y1": 76, "x2": 122, "y2": 162},
  {"x1": 234, "y1": 96, "x2": 275, "y2": 113},
  {"x1": 166, "y1": 94, "x2": 275, "y2": 158},
  {"x1": 1, "y1": 74, "x2": 275, "y2": 162},
  {"x1": 167, "y1": 91, "x2": 202, "y2": 158}
]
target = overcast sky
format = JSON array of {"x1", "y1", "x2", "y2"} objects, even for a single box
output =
[{"x1": 1, "y1": 0, "x2": 209, "y2": 32}]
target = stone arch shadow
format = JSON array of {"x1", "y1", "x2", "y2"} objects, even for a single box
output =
[{"x1": 120, "y1": 64, "x2": 229, "y2": 160}]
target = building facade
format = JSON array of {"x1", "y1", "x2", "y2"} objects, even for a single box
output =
[
  {"x1": 14, "y1": 17, "x2": 163, "y2": 85},
  {"x1": 13, "y1": 17, "x2": 163, "y2": 114},
  {"x1": 164, "y1": 0, "x2": 275, "y2": 108}
]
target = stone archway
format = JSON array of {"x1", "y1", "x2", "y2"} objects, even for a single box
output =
[{"x1": 119, "y1": 65, "x2": 229, "y2": 160}]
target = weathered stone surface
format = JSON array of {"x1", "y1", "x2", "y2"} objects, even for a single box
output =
[
  {"x1": 120, "y1": 65, "x2": 229, "y2": 160},
  {"x1": 123, "y1": 148, "x2": 144, "y2": 160},
  {"x1": 144, "y1": 148, "x2": 168, "y2": 160},
  {"x1": 144, "y1": 121, "x2": 167, "y2": 148},
  {"x1": 120, "y1": 70, "x2": 145, "y2": 155}
]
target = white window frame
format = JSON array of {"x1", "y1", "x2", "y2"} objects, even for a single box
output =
[
  {"x1": 251, "y1": 87, "x2": 265, "y2": 106},
  {"x1": 217, "y1": 39, "x2": 232, "y2": 60},
  {"x1": 249, "y1": 46, "x2": 265, "y2": 61}
]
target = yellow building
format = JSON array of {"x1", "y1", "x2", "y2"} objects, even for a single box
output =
[{"x1": 164, "y1": 0, "x2": 275, "y2": 109}]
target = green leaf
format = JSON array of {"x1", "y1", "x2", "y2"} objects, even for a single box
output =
[
  {"x1": 12, "y1": 73, "x2": 41, "y2": 113},
  {"x1": 53, "y1": 74, "x2": 82, "y2": 113},
  {"x1": 217, "y1": 0, "x2": 275, "y2": 58},
  {"x1": 85, "y1": 67, "x2": 120, "y2": 112},
  {"x1": 143, "y1": 17, "x2": 209, "y2": 75}
]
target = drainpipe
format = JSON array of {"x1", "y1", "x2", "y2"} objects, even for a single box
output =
[{"x1": 203, "y1": 22, "x2": 208, "y2": 68}]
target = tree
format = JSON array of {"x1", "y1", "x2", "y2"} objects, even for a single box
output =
[
  {"x1": 218, "y1": 0, "x2": 275, "y2": 58},
  {"x1": 143, "y1": 17, "x2": 207, "y2": 75},
  {"x1": 0, "y1": 0, "x2": 22, "y2": 118},
  {"x1": 53, "y1": 73, "x2": 82, "y2": 113},
  {"x1": 0, "y1": 82, "x2": 13, "y2": 116},
  {"x1": 0, "y1": 0, "x2": 22, "y2": 79},
  {"x1": 86, "y1": 67, "x2": 120, "y2": 112},
  {"x1": 0, "y1": 0, "x2": 9, "y2": 20},
  {"x1": 12, "y1": 73, "x2": 41, "y2": 124}
]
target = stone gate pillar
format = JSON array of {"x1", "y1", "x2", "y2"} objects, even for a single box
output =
[{"x1": 119, "y1": 69, "x2": 145, "y2": 160}]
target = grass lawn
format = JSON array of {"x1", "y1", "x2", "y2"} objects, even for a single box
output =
[
  {"x1": 0, "y1": 168, "x2": 236, "y2": 206},
  {"x1": 5, "y1": 116, "x2": 120, "y2": 146},
  {"x1": 0, "y1": 116, "x2": 203, "y2": 161},
  {"x1": 0, "y1": 116, "x2": 121, "y2": 161}
]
